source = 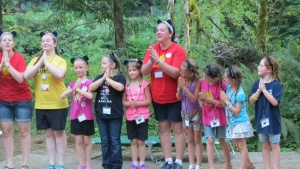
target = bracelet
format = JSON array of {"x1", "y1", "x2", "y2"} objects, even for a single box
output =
[
  {"x1": 157, "y1": 59, "x2": 163, "y2": 65},
  {"x1": 251, "y1": 94, "x2": 258, "y2": 100},
  {"x1": 227, "y1": 104, "x2": 232, "y2": 109},
  {"x1": 209, "y1": 98, "x2": 213, "y2": 104}
]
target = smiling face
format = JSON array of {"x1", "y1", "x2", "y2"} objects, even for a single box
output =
[
  {"x1": 0, "y1": 34, "x2": 15, "y2": 51},
  {"x1": 41, "y1": 34, "x2": 57, "y2": 52},
  {"x1": 73, "y1": 59, "x2": 88, "y2": 78},
  {"x1": 156, "y1": 23, "x2": 172, "y2": 43},
  {"x1": 127, "y1": 65, "x2": 141, "y2": 80}
]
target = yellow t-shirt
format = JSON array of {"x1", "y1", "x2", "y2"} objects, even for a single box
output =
[{"x1": 27, "y1": 55, "x2": 69, "y2": 109}]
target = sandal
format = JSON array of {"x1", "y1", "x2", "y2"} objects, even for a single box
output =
[
  {"x1": 21, "y1": 165, "x2": 29, "y2": 169},
  {"x1": 4, "y1": 166, "x2": 15, "y2": 169}
]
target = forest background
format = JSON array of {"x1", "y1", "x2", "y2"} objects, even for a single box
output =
[{"x1": 1, "y1": 0, "x2": 299, "y2": 152}]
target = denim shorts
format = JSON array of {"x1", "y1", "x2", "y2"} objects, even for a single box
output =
[
  {"x1": 0, "y1": 100, "x2": 33, "y2": 122},
  {"x1": 204, "y1": 125, "x2": 226, "y2": 139},
  {"x1": 258, "y1": 133, "x2": 281, "y2": 144}
]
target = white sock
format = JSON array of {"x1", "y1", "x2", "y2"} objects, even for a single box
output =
[
  {"x1": 165, "y1": 158, "x2": 173, "y2": 164},
  {"x1": 175, "y1": 159, "x2": 182, "y2": 166},
  {"x1": 189, "y1": 164, "x2": 195, "y2": 169}
]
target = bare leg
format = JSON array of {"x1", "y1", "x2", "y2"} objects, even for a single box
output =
[
  {"x1": 219, "y1": 138, "x2": 232, "y2": 169},
  {"x1": 261, "y1": 141, "x2": 271, "y2": 169},
  {"x1": 194, "y1": 130, "x2": 203, "y2": 167},
  {"x1": 137, "y1": 140, "x2": 146, "y2": 163},
  {"x1": 75, "y1": 135, "x2": 84, "y2": 165},
  {"x1": 271, "y1": 143, "x2": 280, "y2": 169},
  {"x1": 54, "y1": 130, "x2": 67, "y2": 165},
  {"x1": 206, "y1": 137, "x2": 215, "y2": 169},
  {"x1": 18, "y1": 122, "x2": 32, "y2": 166},
  {"x1": 1, "y1": 122, "x2": 15, "y2": 168},
  {"x1": 159, "y1": 120, "x2": 172, "y2": 158},
  {"x1": 172, "y1": 121, "x2": 186, "y2": 160},
  {"x1": 83, "y1": 136, "x2": 93, "y2": 166},
  {"x1": 185, "y1": 128, "x2": 195, "y2": 166},
  {"x1": 131, "y1": 139, "x2": 138, "y2": 163},
  {"x1": 45, "y1": 129, "x2": 56, "y2": 164}
]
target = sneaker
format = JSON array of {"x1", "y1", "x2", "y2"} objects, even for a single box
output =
[
  {"x1": 45, "y1": 164, "x2": 55, "y2": 169},
  {"x1": 131, "y1": 164, "x2": 138, "y2": 169},
  {"x1": 77, "y1": 164, "x2": 85, "y2": 169},
  {"x1": 195, "y1": 165, "x2": 202, "y2": 169},
  {"x1": 85, "y1": 165, "x2": 92, "y2": 169},
  {"x1": 172, "y1": 162, "x2": 182, "y2": 169},
  {"x1": 188, "y1": 164, "x2": 195, "y2": 169},
  {"x1": 161, "y1": 162, "x2": 173, "y2": 169},
  {"x1": 55, "y1": 164, "x2": 66, "y2": 169},
  {"x1": 139, "y1": 164, "x2": 147, "y2": 169}
]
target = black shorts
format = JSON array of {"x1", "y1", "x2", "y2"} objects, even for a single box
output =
[
  {"x1": 152, "y1": 101, "x2": 182, "y2": 122},
  {"x1": 126, "y1": 119, "x2": 148, "y2": 141},
  {"x1": 36, "y1": 108, "x2": 68, "y2": 131},
  {"x1": 70, "y1": 119, "x2": 95, "y2": 136}
]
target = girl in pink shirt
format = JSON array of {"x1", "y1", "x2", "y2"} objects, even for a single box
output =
[
  {"x1": 122, "y1": 59, "x2": 151, "y2": 169},
  {"x1": 60, "y1": 56, "x2": 94, "y2": 169},
  {"x1": 198, "y1": 63, "x2": 232, "y2": 169}
]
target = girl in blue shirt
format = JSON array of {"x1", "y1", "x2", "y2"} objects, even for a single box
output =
[{"x1": 221, "y1": 65, "x2": 255, "y2": 169}]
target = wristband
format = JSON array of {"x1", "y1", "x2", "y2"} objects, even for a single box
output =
[
  {"x1": 251, "y1": 94, "x2": 258, "y2": 100},
  {"x1": 209, "y1": 98, "x2": 213, "y2": 104}
]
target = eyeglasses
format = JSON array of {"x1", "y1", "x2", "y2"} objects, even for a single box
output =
[
  {"x1": 206, "y1": 64, "x2": 217, "y2": 77},
  {"x1": 228, "y1": 66, "x2": 236, "y2": 79},
  {"x1": 186, "y1": 60, "x2": 195, "y2": 73},
  {"x1": 266, "y1": 57, "x2": 273, "y2": 70}
]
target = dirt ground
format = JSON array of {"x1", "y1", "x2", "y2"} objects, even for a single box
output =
[{"x1": 1, "y1": 132, "x2": 300, "y2": 169}]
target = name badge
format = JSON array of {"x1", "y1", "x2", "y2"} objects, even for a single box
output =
[
  {"x1": 41, "y1": 84, "x2": 50, "y2": 91},
  {"x1": 226, "y1": 126, "x2": 232, "y2": 136},
  {"x1": 103, "y1": 106, "x2": 111, "y2": 115},
  {"x1": 81, "y1": 86, "x2": 87, "y2": 92},
  {"x1": 154, "y1": 71, "x2": 163, "y2": 78},
  {"x1": 210, "y1": 119, "x2": 220, "y2": 128},
  {"x1": 135, "y1": 116, "x2": 145, "y2": 124},
  {"x1": 184, "y1": 119, "x2": 190, "y2": 127},
  {"x1": 78, "y1": 114, "x2": 86, "y2": 122},
  {"x1": 260, "y1": 118, "x2": 269, "y2": 128}
]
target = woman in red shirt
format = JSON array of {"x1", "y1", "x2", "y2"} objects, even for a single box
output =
[{"x1": 0, "y1": 31, "x2": 33, "y2": 169}]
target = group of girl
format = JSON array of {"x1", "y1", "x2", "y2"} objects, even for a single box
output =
[{"x1": 0, "y1": 19, "x2": 282, "y2": 169}]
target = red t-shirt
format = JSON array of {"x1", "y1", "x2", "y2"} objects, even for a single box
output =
[
  {"x1": 143, "y1": 43, "x2": 187, "y2": 103},
  {"x1": 0, "y1": 52, "x2": 32, "y2": 102}
]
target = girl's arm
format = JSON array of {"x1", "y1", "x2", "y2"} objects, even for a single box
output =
[
  {"x1": 24, "y1": 57, "x2": 44, "y2": 80},
  {"x1": 136, "y1": 85, "x2": 151, "y2": 107},
  {"x1": 60, "y1": 86, "x2": 73, "y2": 99},
  {"x1": 5, "y1": 63, "x2": 24, "y2": 83},
  {"x1": 122, "y1": 92, "x2": 129, "y2": 107},
  {"x1": 185, "y1": 79, "x2": 200, "y2": 103},
  {"x1": 106, "y1": 76, "x2": 125, "y2": 92},
  {"x1": 89, "y1": 75, "x2": 105, "y2": 92},
  {"x1": 249, "y1": 89, "x2": 261, "y2": 105},
  {"x1": 44, "y1": 59, "x2": 66, "y2": 79},
  {"x1": 262, "y1": 88, "x2": 279, "y2": 106},
  {"x1": 220, "y1": 90, "x2": 242, "y2": 115},
  {"x1": 75, "y1": 87, "x2": 93, "y2": 100}
]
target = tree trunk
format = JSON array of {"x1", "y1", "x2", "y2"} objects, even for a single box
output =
[
  {"x1": 113, "y1": 0, "x2": 125, "y2": 57},
  {"x1": 0, "y1": 0, "x2": 3, "y2": 30},
  {"x1": 257, "y1": 0, "x2": 267, "y2": 53},
  {"x1": 167, "y1": 0, "x2": 174, "y2": 21},
  {"x1": 184, "y1": 0, "x2": 190, "y2": 54}
]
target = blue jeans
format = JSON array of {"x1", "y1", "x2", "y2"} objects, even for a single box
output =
[{"x1": 97, "y1": 117, "x2": 123, "y2": 169}]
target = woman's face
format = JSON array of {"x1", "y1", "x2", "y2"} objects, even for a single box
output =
[
  {"x1": 41, "y1": 34, "x2": 57, "y2": 52},
  {"x1": 0, "y1": 34, "x2": 15, "y2": 51},
  {"x1": 156, "y1": 23, "x2": 172, "y2": 43}
]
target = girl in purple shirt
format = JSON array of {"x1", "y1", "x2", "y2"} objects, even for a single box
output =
[
  {"x1": 176, "y1": 59, "x2": 203, "y2": 169},
  {"x1": 60, "y1": 57, "x2": 94, "y2": 169}
]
